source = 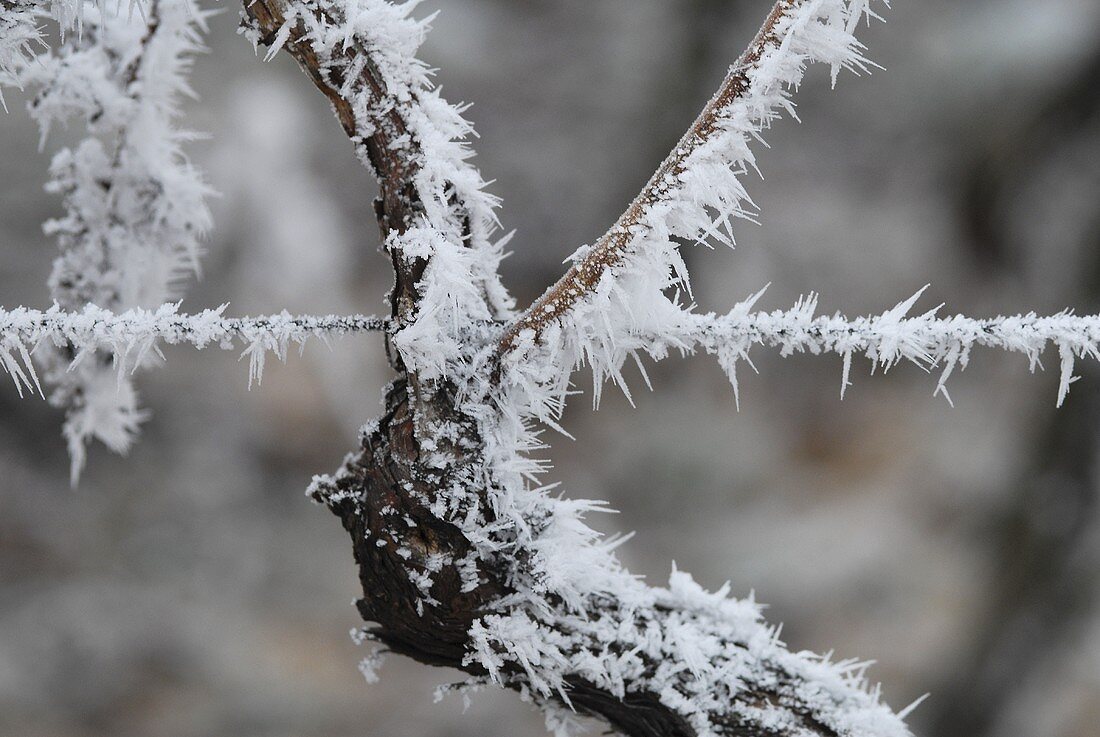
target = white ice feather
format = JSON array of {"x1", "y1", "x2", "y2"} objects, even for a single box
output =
[{"x1": 11, "y1": 0, "x2": 212, "y2": 481}]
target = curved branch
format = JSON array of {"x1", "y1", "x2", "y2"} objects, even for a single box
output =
[
  {"x1": 312, "y1": 380, "x2": 909, "y2": 737},
  {"x1": 242, "y1": 0, "x2": 509, "y2": 334},
  {"x1": 242, "y1": 0, "x2": 426, "y2": 325},
  {"x1": 242, "y1": 1, "x2": 418, "y2": 227}
]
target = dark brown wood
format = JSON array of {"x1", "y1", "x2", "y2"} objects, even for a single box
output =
[{"x1": 310, "y1": 376, "x2": 843, "y2": 737}]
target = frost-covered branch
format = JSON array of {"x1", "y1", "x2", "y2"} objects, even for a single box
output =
[
  {"x1": 0, "y1": 304, "x2": 387, "y2": 397},
  {"x1": 241, "y1": 0, "x2": 514, "y2": 337},
  {"x1": 1, "y1": 1, "x2": 118, "y2": 109},
  {"x1": 15, "y1": 0, "x2": 212, "y2": 481},
  {"x1": 464, "y1": 569, "x2": 919, "y2": 737},
  {"x1": 498, "y1": 0, "x2": 881, "y2": 402}
]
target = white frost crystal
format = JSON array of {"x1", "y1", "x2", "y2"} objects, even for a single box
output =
[{"x1": 6, "y1": 0, "x2": 212, "y2": 480}]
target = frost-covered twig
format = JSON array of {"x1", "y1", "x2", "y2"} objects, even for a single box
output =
[
  {"x1": 1, "y1": 1, "x2": 118, "y2": 109},
  {"x1": 17, "y1": 0, "x2": 212, "y2": 481},
  {"x1": 26, "y1": 0, "x2": 212, "y2": 310},
  {"x1": 0, "y1": 1, "x2": 44, "y2": 111},
  {"x1": 499, "y1": 0, "x2": 881, "y2": 392},
  {"x1": 0, "y1": 304, "x2": 387, "y2": 396},
  {"x1": 241, "y1": 0, "x2": 514, "y2": 336}
]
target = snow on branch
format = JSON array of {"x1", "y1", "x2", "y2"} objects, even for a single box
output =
[
  {"x1": 0, "y1": 1, "x2": 44, "y2": 111},
  {"x1": 0, "y1": 1, "x2": 128, "y2": 109},
  {"x1": 0, "y1": 304, "x2": 387, "y2": 399},
  {"x1": 496, "y1": 0, "x2": 884, "y2": 424},
  {"x1": 14, "y1": 0, "x2": 213, "y2": 482},
  {"x1": 242, "y1": 0, "x2": 515, "y2": 335}
]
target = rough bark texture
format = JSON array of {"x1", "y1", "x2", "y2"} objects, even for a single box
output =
[
  {"x1": 311, "y1": 377, "x2": 703, "y2": 737},
  {"x1": 309, "y1": 374, "x2": 843, "y2": 737},
  {"x1": 243, "y1": 3, "x2": 865, "y2": 736}
]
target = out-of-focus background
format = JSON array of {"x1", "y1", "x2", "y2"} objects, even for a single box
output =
[{"x1": 3, "y1": 1, "x2": 1100, "y2": 735}]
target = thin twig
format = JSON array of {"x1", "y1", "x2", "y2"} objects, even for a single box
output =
[{"x1": 497, "y1": 0, "x2": 796, "y2": 359}]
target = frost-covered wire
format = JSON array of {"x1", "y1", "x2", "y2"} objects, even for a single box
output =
[
  {"x1": 10, "y1": 290, "x2": 1096, "y2": 407},
  {"x1": 625, "y1": 286, "x2": 1100, "y2": 409},
  {"x1": 0, "y1": 304, "x2": 387, "y2": 396},
  {"x1": 16, "y1": 0, "x2": 212, "y2": 482}
]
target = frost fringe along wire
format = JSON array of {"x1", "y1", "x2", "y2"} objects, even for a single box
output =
[
  {"x1": 5, "y1": 293, "x2": 1100, "y2": 406},
  {"x1": 638, "y1": 285, "x2": 1100, "y2": 409},
  {"x1": 0, "y1": 303, "x2": 387, "y2": 396}
]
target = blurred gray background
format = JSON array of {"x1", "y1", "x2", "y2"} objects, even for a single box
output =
[{"x1": 3, "y1": 1, "x2": 1100, "y2": 735}]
